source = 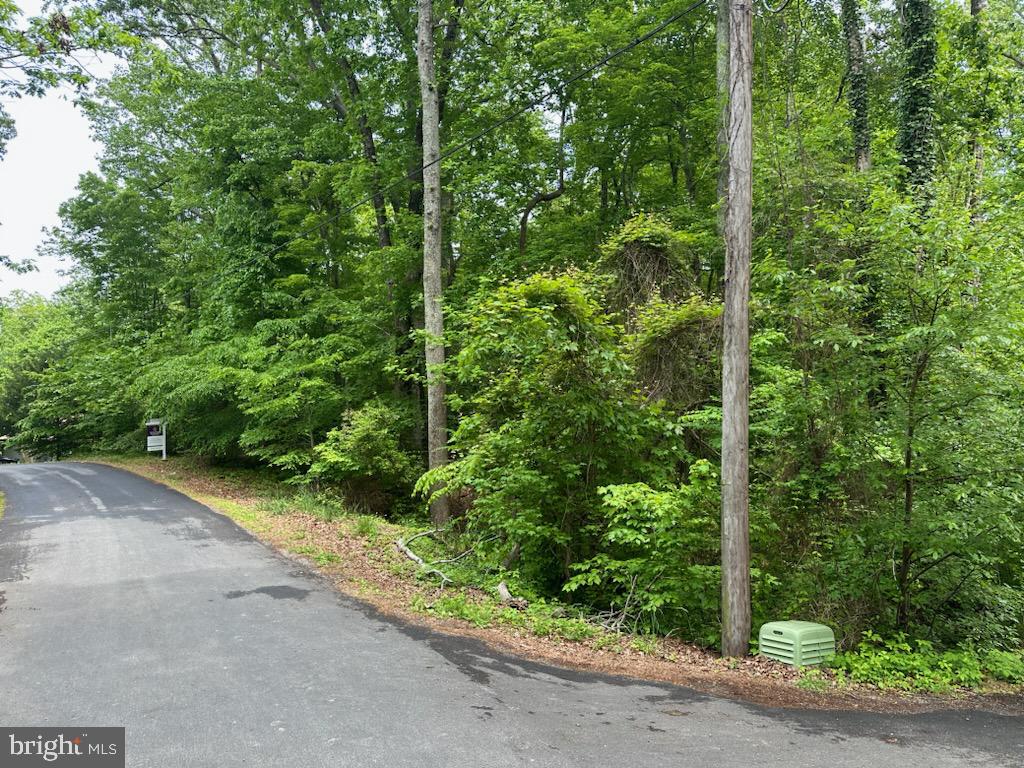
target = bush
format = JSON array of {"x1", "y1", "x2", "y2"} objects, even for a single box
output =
[
  {"x1": 629, "y1": 294, "x2": 721, "y2": 409},
  {"x1": 982, "y1": 649, "x2": 1024, "y2": 684},
  {"x1": 599, "y1": 213, "x2": 711, "y2": 308},
  {"x1": 564, "y1": 462, "x2": 720, "y2": 640},
  {"x1": 422, "y1": 272, "x2": 688, "y2": 593},
  {"x1": 829, "y1": 633, "x2": 989, "y2": 692},
  {"x1": 309, "y1": 399, "x2": 419, "y2": 515}
]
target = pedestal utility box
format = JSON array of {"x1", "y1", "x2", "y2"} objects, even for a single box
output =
[{"x1": 758, "y1": 621, "x2": 835, "y2": 666}]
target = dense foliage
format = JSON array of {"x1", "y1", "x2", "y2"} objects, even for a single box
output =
[
  {"x1": 2, "y1": 0, "x2": 1024, "y2": 654},
  {"x1": 828, "y1": 632, "x2": 1024, "y2": 691}
]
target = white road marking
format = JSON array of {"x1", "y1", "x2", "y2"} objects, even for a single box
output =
[{"x1": 54, "y1": 472, "x2": 108, "y2": 513}]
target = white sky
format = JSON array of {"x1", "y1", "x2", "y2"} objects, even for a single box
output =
[{"x1": 0, "y1": 1, "x2": 115, "y2": 299}]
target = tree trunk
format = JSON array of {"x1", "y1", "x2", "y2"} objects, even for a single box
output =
[
  {"x1": 896, "y1": 351, "x2": 930, "y2": 630},
  {"x1": 841, "y1": 0, "x2": 871, "y2": 172},
  {"x1": 721, "y1": 0, "x2": 753, "y2": 659},
  {"x1": 896, "y1": 425, "x2": 916, "y2": 631},
  {"x1": 897, "y1": 0, "x2": 937, "y2": 194},
  {"x1": 308, "y1": 0, "x2": 392, "y2": 248},
  {"x1": 967, "y1": 0, "x2": 987, "y2": 213},
  {"x1": 417, "y1": 0, "x2": 450, "y2": 526},
  {"x1": 519, "y1": 108, "x2": 566, "y2": 255}
]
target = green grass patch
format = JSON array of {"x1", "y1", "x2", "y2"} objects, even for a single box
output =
[
  {"x1": 796, "y1": 668, "x2": 831, "y2": 693},
  {"x1": 409, "y1": 589, "x2": 612, "y2": 645},
  {"x1": 313, "y1": 551, "x2": 341, "y2": 566},
  {"x1": 353, "y1": 515, "x2": 379, "y2": 540},
  {"x1": 257, "y1": 498, "x2": 293, "y2": 516},
  {"x1": 630, "y1": 635, "x2": 660, "y2": 655},
  {"x1": 253, "y1": 490, "x2": 346, "y2": 521},
  {"x1": 290, "y1": 490, "x2": 346, "y2": 521}
]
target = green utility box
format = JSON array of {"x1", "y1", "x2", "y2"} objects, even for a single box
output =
[{"x1": 758, "y1": 621, "x2": 835, "y2": 666}]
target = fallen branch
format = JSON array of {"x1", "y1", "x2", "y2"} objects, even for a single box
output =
[
  {"x1": 593, "y1": 608, "x2": 628, "y2": 633},
  {"x1": 396, "y1": 532, "x2": 451, "y2": 587},
  {"x1": 402, "y1": 529, "x2": 438, "y2": 548},
  {"x1": 432, "y1": 547, "x2": 475, "y2": 565},
  {"x1": 433, "y1": 533, "x2": 501, "y2": 565},
  {"x1": 496, "y1": 580, "x2": 528, "y2": 610}
]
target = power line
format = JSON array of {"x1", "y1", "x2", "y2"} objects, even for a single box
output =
[{"x1": 229, "y1": 0, "x2": 708, "y2": 272}]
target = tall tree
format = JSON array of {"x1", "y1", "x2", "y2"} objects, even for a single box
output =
[
  {"x1": 417, "y1": 0, "x2": 450, "y2": 526},
  {"x1": 967, "y1": 0, "x2": 988, "y2": 211},
  {"x1": 894, "y1": 0, "x2": 938, "y2": 631},
  {"x1": 721, "y1": 0, "x2": 753, "y2": 658},
  {"x1": 308, "y1": 0, "x2": 393, "y2": 249},
  {"x1": 841, "y1": 0, "x2": 870, "y2": 171},
  {"x1": 898, "y1": 0, "x2": 937, "y2": 192}
]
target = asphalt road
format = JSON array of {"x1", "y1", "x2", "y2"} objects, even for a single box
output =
[{"x1": 0, "y1": 462, "x2": 1020, "y2": 767}]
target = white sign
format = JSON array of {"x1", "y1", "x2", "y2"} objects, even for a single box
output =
[{"x1": 145, "y1": 419, "x2": 167, "y2": 460}]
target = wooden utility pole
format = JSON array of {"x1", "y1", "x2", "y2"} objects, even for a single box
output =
[
  {"x1": 417, "y1": 0, "x2": 450, "y2": 526},
  {"x1": 720, "y1": 0, "x2": 753, "y2": 658},
  {"x1": 716, "y1": 0, "x2": 730, "y2": 238}
]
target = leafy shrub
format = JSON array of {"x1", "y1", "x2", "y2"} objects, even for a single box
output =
[
  {"x1": 982, "y1": 649, "x2": 1024, "y2": 684},
  {"x1": 599, "y1": 214, "x2": 712, "y2": 307},
  {"x1": 630, "y1": 635, "x2": 661, "y2": 655},
  {"x1": 419, "y1": 271, "x2": 733, "y2": 643},
  {"x1": 422, "y1": 593, "x2": 495, "y2": 628},
  {"x1": 411, "y1": 588, "x2": 604, "y2": 642},
  {"x1": 829, "y1": 633, "x2": 986, "y2": 692},
  {"x1": 553, "y1": 617, "x2": 600, "y2": 642},
  {"x1": 564, "y1": 461, "x2": 720, "y2": 640},
  {"x1": 423, "y1": 272, "x2": 685, "y2": 592},
  {"x1": 629, "y1": 294, "x2": 721, "y2": 409},
  {"x1": 796, "y1": 668, "x2": 831, "y2": 693},
  {"x1": 310, "y1": 399, "x2": 419, "y2": 515}
]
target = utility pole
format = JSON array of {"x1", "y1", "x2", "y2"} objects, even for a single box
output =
[
  {"x1": 716, "y1": 0, "x2": 730, "y2": 240},
  {"x1": 720, "y1": 0, "x2": 753, "y2": 658},
  {"x1": 417, "y1": 0, "x2": 450, "y2": 526}
]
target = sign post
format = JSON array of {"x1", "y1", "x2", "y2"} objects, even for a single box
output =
[{"x1": 146, "y1": 419, "x2": 167, "y2": 461}]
